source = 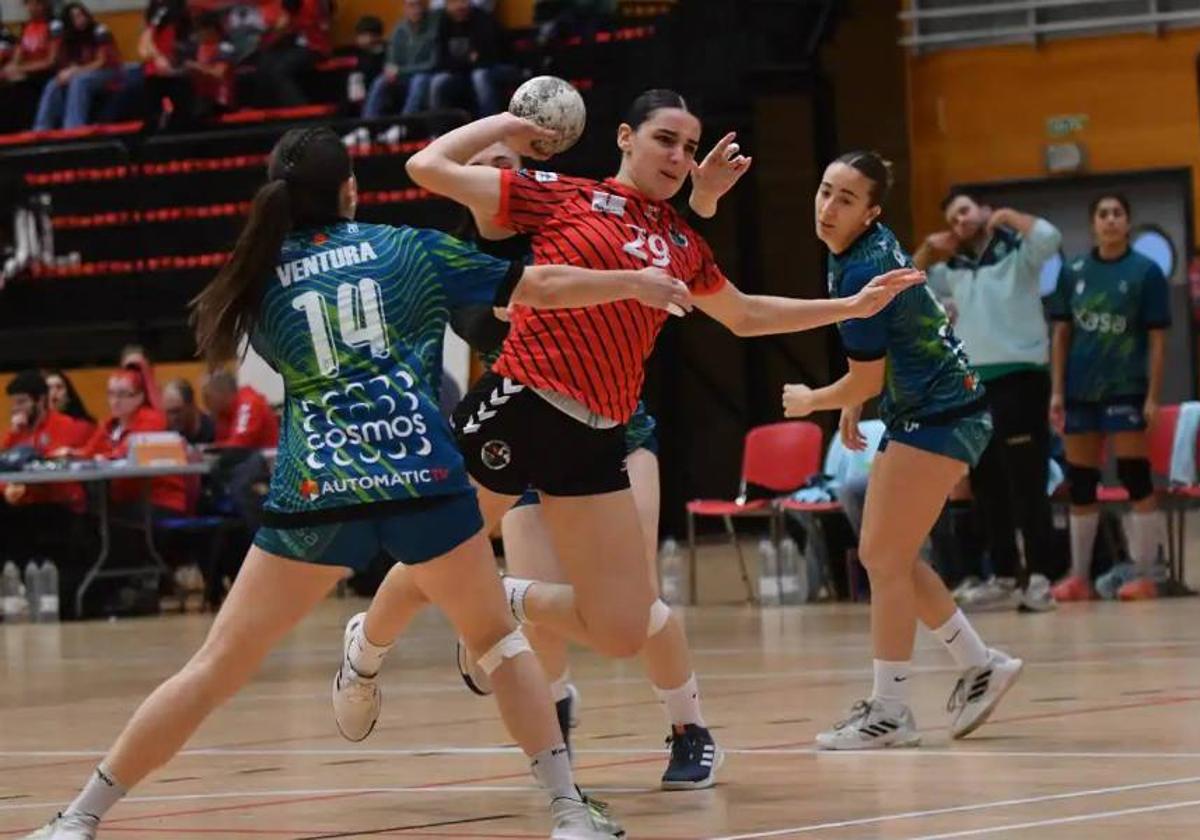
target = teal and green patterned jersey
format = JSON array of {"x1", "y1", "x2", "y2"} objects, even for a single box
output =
[
  {"x1": 1048, "y1": 248, "x2": 1170, "y2": 402},
  {"x1": 829, "y1": 223, "x2": 983, "y2": 429},
  {"x1": 253, "y1": 220, "x2": 519, "y2": 520}
]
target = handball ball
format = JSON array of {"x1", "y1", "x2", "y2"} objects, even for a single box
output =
[{"x1": 508, "y1": 76, "x2": 586, "y2": 157}]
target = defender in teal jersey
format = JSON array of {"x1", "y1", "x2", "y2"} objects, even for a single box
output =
[
  {"x1": 1048, "y1": 193, "x2": 1171, "y2": 604},
  {"x1": 18, "y1": 127, "x2": 703, "y2": 840},
  {"x1": 783, "y1": 151, "x2": 1022, "y2": 753}
]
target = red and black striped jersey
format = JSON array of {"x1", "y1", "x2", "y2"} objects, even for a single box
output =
[{"x1": 492, "y1": 168, "x2": 727, "y2": 422}]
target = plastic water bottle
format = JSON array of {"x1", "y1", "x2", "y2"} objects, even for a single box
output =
[
  {"x1": 2, "y1": 560, "x2": 27, "y2": 622},
  {"x1": 23, "y1": 560, "x2": 42, "y2": 623},
  {"x1": 658, "y1": 538, "x2": 684, "y2": 604},
  {"x1": 778, "y1": 537, "x2": 802, "y2": 605},
  {"x1": 39, "y1": 560, "x2": 60, "y2": 622},
  {"x1": 348, "y1": 71, "x2": 366, "y2": 103},
  {"x1": 757, "y1": 539, "x2": 780, "y2": 606}
]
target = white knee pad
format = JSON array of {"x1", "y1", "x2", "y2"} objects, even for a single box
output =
[
  {"x1": 647, "y1": 598, "x2": 671, "y2": 637},
  {"x1": 477, "y1": 628, "x2": 533, "y2": 676}
]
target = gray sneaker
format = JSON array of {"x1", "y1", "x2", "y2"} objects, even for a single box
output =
[
  {"x1": 20, "y1": 812, "x2": 99, "y2": 840},
  {"x1": 550, "y1": 793, "x2": 625, "y2": 839},
  {"x1": 960, "y1": 577, "x2": 1019, "y2": 612},
  {"x1": 1018, "y1": 574, "x2": 1056, "y2": 613},
  {"x1": 332, "y1": 613, "x2": 382, "y2": 742}
]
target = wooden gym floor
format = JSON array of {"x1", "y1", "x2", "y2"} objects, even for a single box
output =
[{"x1": 2, "y1": 565, "x2": 1200, "y2": 839}]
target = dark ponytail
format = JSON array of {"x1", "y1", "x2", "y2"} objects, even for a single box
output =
[
  {"x1": 836, "y1": 149, "x2": 894, "y2": 206},
  {"x1": 189, "y1": 126, "x2": 352, "y2": 365},
  {"x1": 624, "y1": 88, "x2": 690, "y2": 129},
  {"x1": 191, "y1": 179, "x2": 292, "y2": 364}
]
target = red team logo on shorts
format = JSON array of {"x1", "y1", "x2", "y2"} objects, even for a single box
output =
[
  {"x1": 299, "y1": 478, "x2": 320, "y2": 500},
  {"x1": 481, "y1": 440, "x2": 512, "y2": 470}
]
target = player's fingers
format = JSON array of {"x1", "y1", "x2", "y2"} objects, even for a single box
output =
[
  {"x1": 704, "y1": 132, "x2": 736, "y2": 163},
  {"x1": 722, "y1": 142, "x2": 740, "y2": 162}
]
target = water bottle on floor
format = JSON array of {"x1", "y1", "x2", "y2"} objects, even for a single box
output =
[
  {"x1": 757, "y1": 539, "x2": 780, "y2": 606},
  {"x1": 659, "y1": 538, "x2": 684, "y2": 605},
  {"x1": 39, "y1": 560, "x2": 60, "y2": 622},
  {"x1": 23, "y1": 560, "x2": 43, "y2": 623},
  {"x1": 778, "y1": 537, "x2": 802, "y2": 605},
  {"x1": 2, "y1": 560, "x2": 27, "y2": 622}
]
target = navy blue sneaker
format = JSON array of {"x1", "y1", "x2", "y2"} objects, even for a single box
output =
[{"x1": 661, "y1": 724, "x2": 722, "y2": 790}]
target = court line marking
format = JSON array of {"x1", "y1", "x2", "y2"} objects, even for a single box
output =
[
  {"x1": 5, "y1": 746, "x2": 1200, "y2": 761},
  {"x1": 899, "y1": 796, "x2": 1200, "y2": 839},
  {"x1": 706, "y1": 774, "x2": 1200, "y2": 839},
  {"x1": 0, "y1": 785, "x2": 652, "y2": 814}
]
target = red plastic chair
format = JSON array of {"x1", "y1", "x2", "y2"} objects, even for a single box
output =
[{"x1": 685, "y1": 421, "x2": 824, "y2": 603}]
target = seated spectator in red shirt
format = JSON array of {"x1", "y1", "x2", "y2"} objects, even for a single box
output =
[
  {"x1": 1, "y1": 369, "x2": 90, "y2": 512},
  {"x1": 76, "y1": 366, "x2": 188, "y2": 514},
  {"x1": 163, "y1": 378, "x2": 216, "y2": 445},
  {"x1": 255, "y1": 0, "x2": 331, "y2": 107},
  {"x1": 33, "y1": 2, "x2": 123, "y2": 131},
  {"x1": 185, "y1": 11, "x2": 235, "y2": 122},
  {"x1": 44, "y1": 368, "x2": 97, "y2": 442},
  {"x1": 203, "y1": 370, "x2": 278, "y2": 448},
  {"x1": 0, "y1": 0, "x2": 60, "y2": 132},
  {"x1": 138, "y1": 0, "x2": 192, "y2": 131}
]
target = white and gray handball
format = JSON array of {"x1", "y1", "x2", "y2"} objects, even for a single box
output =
[{"x1": 508, "y1": 76, "x2": 586, "y2": 157}]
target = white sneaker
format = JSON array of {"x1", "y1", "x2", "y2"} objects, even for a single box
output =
[
  {"x1": 456, "y1": 638, "x2": 493, "y2": 696},
  {"x1": 815, "y1": 699, "x2": 921, "y2": 750},
  {"x1": 948, "y1": 648, "x2": 1024, "y2": 738},
  {"x1": 1018, "y1": 574, "x2": 1056, "y2": 613},
  {"x1": 960, "y1": 577, "x2": 1019, "y2": 611},
  {"x1": 332, "y1": 613, "x2": 381, "y2": 742},
  {"x1": 549, "y1": 794, "x2": 625, "y2": 839},
  {"x1": 20, "y1": 812, "x2": 99, "y2": 839}
]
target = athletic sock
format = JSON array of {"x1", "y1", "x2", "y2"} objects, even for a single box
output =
[
  {"x1": 530, "y1": 744, "x2": 578, "y2": 802},
  {"x1": 1070, "y1": 512, "x2": 1099, "y2": 581},
  {"x1": 933, "y1": 608, "x2": 990, "y2": 669},
  {"x1": 1128, "y1": 510, "x2": 1167, "y2": 575},
  {"x1": 871, "y1": 659, "x2": 912, "y2": 706},
  {"x1": 654, "y1": 673, "x2": 705, "y2": 727},
  {"x1": 348, "y1": 618, "x2": 392, "y2": 678},
  {"x1": 65, "y1": 764, "x2": 126, "y2": 820}
]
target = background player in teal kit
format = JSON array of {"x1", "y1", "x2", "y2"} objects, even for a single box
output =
[
  {"x1": 1048, "y1": 193, "x2": 1171, "y2": 603},
  {"x1": 18, "y1": 125, "x2": 705, "y2": 840},
  {"x1": 783, "y1": 151, "x2": 1023, "y2": 751}
]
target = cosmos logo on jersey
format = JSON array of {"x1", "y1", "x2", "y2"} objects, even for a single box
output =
[{"x1": 300, "y1": 371, "x2": 433, "y2": 470}]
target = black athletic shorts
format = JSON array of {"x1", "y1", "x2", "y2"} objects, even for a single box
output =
[{"x1": 452, "y1": 371, "x2": 629, "y2": 497}]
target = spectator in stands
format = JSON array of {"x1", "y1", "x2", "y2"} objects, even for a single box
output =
[
  {"x1": 338, "y1": 15, "x2": 386, "y2": 113},
  {"x1": 33, "y1": 2, "x2": 123, "y2": 131},
  {"x1": 363, "y1": 0, "x2": 438, "y2": 118},
  {"x1": 255, "y1": 0, "x2": 332, "y2": 107},
  {"x1": 119, "y1": 344, "x2": 163, "y2": 409},
  {"x1": 0, "y1": 0, "x2": 60, "y2": 132},
  {"x1": 44, "y1": 369, "x2": 96, "y2": 435},
  {"x1": 1, "y1": 370, "x2": 90, "y2": 512},
  {"x1": 915, "y1": 191, "x2": 1062, "y2": 612},
  {"x1": 184, "y1": 11, "x2": 235, "y2": 122},
  {"x1": 74, "y1": 365, "x2": 187, "y2": 514},
  {"x1": 162, "y1": 379, "x2": 215, "y2": 445},
  {"x1": 430, "y1": 0, "x2": 513, "y2": 115},
  {"x1": 138, "y1": 0, "x2": 192, "y2": 131},
  {"x1": 0, "y1": 16, "x2": 16, "y2": 71},
  {"x1": 202, "y1": 370, "x2": 279, "y2": 448},
  {"x1": 0, "y1": 371, "x2": 90, "y2": 568}
]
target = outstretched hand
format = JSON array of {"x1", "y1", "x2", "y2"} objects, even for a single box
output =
[
  {"x1": 689, "y1": 132, "x2": 752, "y2": 216},
  {"x1": 846, "y1": 269, "x2": 925, "y2": 319}
]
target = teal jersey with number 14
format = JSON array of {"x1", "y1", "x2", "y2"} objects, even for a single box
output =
[{"x1": 251, "y1": 220, "x2": 518, "y2": 520}]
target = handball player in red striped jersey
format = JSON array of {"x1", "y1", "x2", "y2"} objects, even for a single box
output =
[{"x1": 353, "y1": 89, "x2": 923, "y2": 788}]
